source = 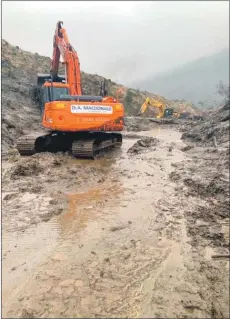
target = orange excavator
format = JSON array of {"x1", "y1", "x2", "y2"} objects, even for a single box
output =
[{"x1": 16, "y1": 21, "x2": 124, "y2": 159}]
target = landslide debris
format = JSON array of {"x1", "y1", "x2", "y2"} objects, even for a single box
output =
[
  {"x1": 174, "y1": 101, "x2": 230, "y2": 250},
  {"x1": 10, "y1": 159, "x2": 44, "y2": 179},
  {"x1": 181, "y1": 102, "x2": 230, "y2": 148},
  {"x1": 128, "y1": 137, "x2": 159, "y2": 154},
  {"x1": 124, "y1": 117, "x2": 157, "y2": 132},
  {"x1": 124, "y1": 116, "x2": 181, "y2": 132}
]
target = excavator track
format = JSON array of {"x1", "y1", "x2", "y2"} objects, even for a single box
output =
[
  {"x1": 16, "y1": 133, "x2": 49, "y2": 156},
  {"x1": 72, "y1": 133, "x2": 122, "y2": 159},
  {"x1": 16, "y1": 132, "x2": 122, "y2": 159}
]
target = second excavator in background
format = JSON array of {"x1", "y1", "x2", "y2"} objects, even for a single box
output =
[
  {"x1": 139, "y1": 97, "x2": 179, "y2": 118},
  {"x1": 16, "y1": 21, "x2": 124, "y2": 159}
]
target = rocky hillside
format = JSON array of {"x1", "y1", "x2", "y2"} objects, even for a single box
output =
[{"x1": 1, "y1": 39, "x2": 199, "y2": 152}]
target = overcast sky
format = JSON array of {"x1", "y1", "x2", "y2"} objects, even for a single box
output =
[{"x1": 2, "y1": 1, "x2": 229, "y2": 85}]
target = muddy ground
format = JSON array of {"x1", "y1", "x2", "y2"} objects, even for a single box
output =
[{"x1": 2, "y1": 110, "x2": 229, "y2": 318}]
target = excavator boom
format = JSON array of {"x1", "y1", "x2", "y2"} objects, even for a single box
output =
[{"x1": 50, "y1": 21, "x2": 82, "y2": 95}]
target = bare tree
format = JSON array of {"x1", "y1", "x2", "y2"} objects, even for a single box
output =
[{"x1": 216, "y1": 81, "x2": 229, "y2": 106}]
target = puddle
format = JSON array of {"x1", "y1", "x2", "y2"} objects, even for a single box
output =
[
  {"x1": 59, "y1": 182, "x2": 123, "y2": 235},
  {"x1": 140, "y1": 127, "x2": 182, "y2": 142}
]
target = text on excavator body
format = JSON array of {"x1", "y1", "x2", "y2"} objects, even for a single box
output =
[{"x1": 71, "y1": 105, "x2": 113, "y2": 114}]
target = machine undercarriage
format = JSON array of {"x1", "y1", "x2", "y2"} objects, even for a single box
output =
[{"x1": 16, "y1": 131, "x2": 122, "y2": 159}]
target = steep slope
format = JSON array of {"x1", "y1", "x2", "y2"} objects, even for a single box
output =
[
  {"x1": 133, "y1": 48, "x2": 229, "y2": 107},
  {"x1": 1, "y1": 39, "x2": 199, "y2": 152}
]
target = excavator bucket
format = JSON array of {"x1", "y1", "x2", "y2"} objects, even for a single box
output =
[
  {"x1": 37, "y1": 73, "x2": 66, "y2": 87},
  {"x1": 141, "y1": 102, "x2": 148, "y2": 114}
]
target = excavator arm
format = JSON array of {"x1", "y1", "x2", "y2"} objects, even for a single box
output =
[
  {"x1": 51, "y1": 21, "x2": 82, "y2": 95},
  {"x1": 140, "y1": 97, "x2": 150, "y2": 114},
  {"x1": 140, "y1": 97, "x2": 165, "y2": 118}
]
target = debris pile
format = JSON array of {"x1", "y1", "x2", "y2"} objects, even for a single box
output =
[
  {"x1": 128, "y1": 137, "x2": 159, "y2": 154},
  {"x1": 181, "y1": 103, "x2": 230, "y2": 148}
]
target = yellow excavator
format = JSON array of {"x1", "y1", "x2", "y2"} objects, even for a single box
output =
[{"x1": 140, "y1": 97, "x2": 179, "y2": 118}]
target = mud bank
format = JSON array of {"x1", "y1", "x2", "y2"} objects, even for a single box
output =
[
  {"x1": 2, "y1": 125, "x2": 229, "y2": 318},
  {"x1": 181, "y1": 103, "x2": 230, "y2": 148},
  {"x1": 124, "y1": 116, "x2": 180, "y2": 132}
]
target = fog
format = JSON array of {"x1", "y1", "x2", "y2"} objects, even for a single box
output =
[{"x1": 2, "y1": 1, "x2": 229, "y2": 85}]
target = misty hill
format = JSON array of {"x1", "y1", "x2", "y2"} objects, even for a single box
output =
[
  {"x1": 133, "y1": 48, "x2": 229, "y2": 108},
  {"x1": 1, "y1": 39, "x2": 199, "y2": 151}
]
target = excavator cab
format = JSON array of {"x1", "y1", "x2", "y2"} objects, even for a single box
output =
[
  {"x1": 37, "y1": 73, "x2": 66, "y2": 87},
  {"x1": 164, "y1": 108, "x2": 174, "y2": 117},
  {"x1": 34, "y1": 73, "x2": 69, "y2": 113},
  {"x1": 42, "y1": 82, "x2": 69, "y2": 101}
]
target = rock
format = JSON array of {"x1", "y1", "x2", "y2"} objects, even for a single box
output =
[{"x1": 128, "y1": 137, "x2": 159, "y2": 154}]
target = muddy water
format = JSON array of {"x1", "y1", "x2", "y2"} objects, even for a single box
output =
[{"x1": 2, "y1": 127, "x2": 229, "y2": 318}]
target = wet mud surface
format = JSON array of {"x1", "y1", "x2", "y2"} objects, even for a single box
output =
[{"x1": 2, "y1": 126, "x2": 229, "y2": 318}]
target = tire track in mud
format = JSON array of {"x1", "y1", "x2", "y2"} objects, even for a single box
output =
[{"x1": 2, "y1": 129, "x2": 229, "y2": 318}]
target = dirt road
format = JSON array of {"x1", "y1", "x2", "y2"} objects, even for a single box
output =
[{"x1": 2, "y1": 126, "x2": 229, "y2": 318}]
